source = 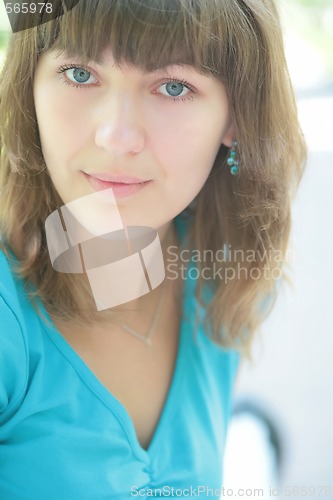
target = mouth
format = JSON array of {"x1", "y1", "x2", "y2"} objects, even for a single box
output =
[{"x1": 82, "y1": 172, "x2": 152, "y2": 199}]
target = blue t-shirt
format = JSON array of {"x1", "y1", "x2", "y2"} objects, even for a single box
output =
[{"x1": 0, "y1": 214, "x2": 240, "y2": 499}]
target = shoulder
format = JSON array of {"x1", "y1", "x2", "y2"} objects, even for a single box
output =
[{"x1": 0, "y1": 247, "x2": 28, "y2": 420}]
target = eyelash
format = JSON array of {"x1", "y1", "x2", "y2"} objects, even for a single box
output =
[
  {"x1": 57, "y1": 65, "x2": 97, "y2": 89},
  {"x1": 56, "y1": 64, "x2": 195, "y2": 102}
]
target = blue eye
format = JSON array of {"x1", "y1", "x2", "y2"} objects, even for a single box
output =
[
  {"x1": 57, "y1": 65, "x2": 98, "y2": 87},
  {"x1": 159, "y1": 80, "x2": 192, "y2": 99},
  {"x1": 72, "y1": 68, "x2": 91, "y2": 83},
  {"x1": 165, "y1": 82, "x2": 186, "y2": 97}
]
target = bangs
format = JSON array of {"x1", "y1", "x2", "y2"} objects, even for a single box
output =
[{"x1": 36, "y1": 0, "x2": 228, "y2": 75}]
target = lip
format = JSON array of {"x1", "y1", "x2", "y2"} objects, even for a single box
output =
[
  {"x1": 84, "y1": 172, "x2": 150, "y2": 184},
  {"x1": 83, "y1": 172, "x2": 152, "y2": 199}
]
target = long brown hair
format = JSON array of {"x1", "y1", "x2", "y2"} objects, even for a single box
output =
[{"x1": 0, "y1": 0, "x2": 307, "y2": 357}]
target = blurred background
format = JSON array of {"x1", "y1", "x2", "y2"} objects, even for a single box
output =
[
  {"x1": 1, "y1": 0, "x2": 333, "y2": 497},
  {"x1": 224, "y1": 0, "x2": 333, "y2": 497}
]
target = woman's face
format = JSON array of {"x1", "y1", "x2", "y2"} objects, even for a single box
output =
[{"x1": 33, "y1": 47, "x2": 233, "y2": 238}]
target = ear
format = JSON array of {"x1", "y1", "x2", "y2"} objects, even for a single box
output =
[{"x1": 221, "y1": 122, "x2": 235, "y2": 149}]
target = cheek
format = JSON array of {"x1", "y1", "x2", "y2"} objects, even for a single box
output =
[
  {"x1": 34, "y1": 86, "x2": 86, "y2": 169},
  {"x1": 150, "y1": 109, "x2": 223, "y2": 179},
  {"x1": 150, "y1": 124, "x2": 221, "y2": 210}
]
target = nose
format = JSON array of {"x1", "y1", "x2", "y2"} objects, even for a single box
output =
[{"x1": 95, "y1": 92, "x2": 145, "y2": 156}]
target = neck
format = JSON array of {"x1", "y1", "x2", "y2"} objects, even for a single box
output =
[{"x1": 110, "y1": 220, "x2": 178, "y2": 315}]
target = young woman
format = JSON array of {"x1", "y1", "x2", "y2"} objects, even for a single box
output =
[{"x1": 0, "y1": 0, "x2": 306, "y2": 497}]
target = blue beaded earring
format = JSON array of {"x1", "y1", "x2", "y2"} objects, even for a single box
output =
[{"x1": 227, "y1": 140, "x2": 239, "y2": 175}]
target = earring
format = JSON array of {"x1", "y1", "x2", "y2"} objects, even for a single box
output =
[{"x1": 227, "y1": 140, "x2": 239, "y2": 175}]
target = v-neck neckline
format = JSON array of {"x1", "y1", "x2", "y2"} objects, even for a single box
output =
[{"x1": 37, "y1": 283, "x2": 190, "y2": 460}]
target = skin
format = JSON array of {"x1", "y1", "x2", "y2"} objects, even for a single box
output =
[{"x1": 33, "y1": 47, "x2": 234, "y2": 311}]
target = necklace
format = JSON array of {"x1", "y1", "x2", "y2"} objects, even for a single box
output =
[
  {"x1": 118, "y1": 224, "x2": 177, "y2": 347},
  {"x1": 118, "y1": 280, "x2": 168, "y2": 346}
]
